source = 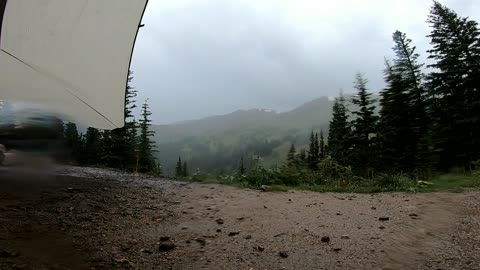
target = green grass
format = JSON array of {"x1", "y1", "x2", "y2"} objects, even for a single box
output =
[
  {"x1": 184, "y1": 173, "x2": 480, "y2": 194},
  {"x1": 420, "y1": 174, "x2": 480, "y2": 192},
  {"x1": 268, "y1": 185, "x2": 291, "y2": 192}
]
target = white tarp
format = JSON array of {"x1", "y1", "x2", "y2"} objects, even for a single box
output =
[{"x1": 0, "y1": 0, "x2": 148, "y2": 129}]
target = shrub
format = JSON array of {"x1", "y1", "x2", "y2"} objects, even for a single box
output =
[
  {"x1": 318, "y1": 156, "x2": 354, "y2": 183},
  {"x1": 371, "y1": 173, "x2": 417, "y2": 191}
]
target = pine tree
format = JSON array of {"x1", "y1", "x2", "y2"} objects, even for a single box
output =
[
  {"x1": 392, "y1": 30, "x2": 427, "y2": 140},
  {"x1": 183, "y1": 161, "x2": 189, "y2": 177},
  {"x1": 328, "y1": 92, "x2": 352, "y2": 165},
  {"x1": 100, "y1": 129, "x2": 114, "y2": 166},
  {"x1": 319, "y1": 129, "x2": 325, "y2": 160},
  {"x1": 137, "y1": 99, "x2": 157, "y2": 172},
  {"x1": 110, "y1": 71, "x2": 139, "y2": 170},
  {"x1": 287, "y1": 143, "x2": 297, "y2": 166},
  {"x1": 298, "y1": 149, "x2": 307, "y2": 163},
  {"x1": 351, "y1": 73, "x2": 379, "y2": 177},
  {"x1": 307, "y1": 131, "x2": 319, "y2": 170},
  {"x1": 378, "y1": 60, "x2": 409, "y2": 172},
  {"x1": 238, "y1": 156, "x2": 246, "y2": 175},
  {"x1": 84, "y1": 127, "x2": 102, "y2": 165},
  {"x1": 314, "y1": 132, "x2": 320, "y2": 160},
  {"x1": 175, "y1": 157, "x2": 183, "y2": 177},
  {"x1": 63, "y1": 122, "x2": 81, "y2": 162},
  {"x1": 124, "y1": 71, "x2": 139, "y2": 169},
  {"x1": 427, "y1": 1, "x2": 480, "y2": 170},
  {"x1": 378, "y1": 31, "x2": 427, "y2": 173}
]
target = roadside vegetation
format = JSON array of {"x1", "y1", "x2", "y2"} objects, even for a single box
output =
[{"x1": 56, "y1": 2, "x2": 480, "y2": 194}]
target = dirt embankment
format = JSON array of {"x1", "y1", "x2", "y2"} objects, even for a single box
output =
[{"x1": 1, "y1": 166, "x2": 479, "y2": 270}]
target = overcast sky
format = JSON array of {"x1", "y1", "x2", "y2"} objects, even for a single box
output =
[{"x1": 130, "y1": 0, "x2": 480, "y2": 124}]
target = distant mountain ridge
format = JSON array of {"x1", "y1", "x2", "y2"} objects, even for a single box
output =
[{"x1": 152, "y1": 96, "x2": 337, "y2": 175}]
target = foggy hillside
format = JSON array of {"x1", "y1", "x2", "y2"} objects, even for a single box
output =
[{"x1": 152, "y1": 97, "x2": 334, "y2": 175}]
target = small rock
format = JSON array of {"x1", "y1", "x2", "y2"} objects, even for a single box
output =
[
  {"x1": 371, "y1": 207, "x2": 376, "y2": 210},
  {"x1": 409, "y1": 213, "x2": 418, "y2": 217},
  {"x1": 159, "y1": 242, "x2": 176, "y2": 252},
  {"x1": 260, "y1": 185, "x2": 271, "y2": 192},
  {"x1": 181, "y1": 226, "x2": 189, "y2": 230},
  {"x1": 321, "y1": 236, "x2": 331, "y2": 243},
  {"x1": 113, "y1": 257, "x2": 130, "y2": 265},
  {"x1": 264, "y1": 205, "x2": 268, "y2": 209},
  {"x1": 245, "y1": 235, "x2": 252, "y2": 240},
  {"x1": 216, "y1": 218, "x2": 224, "y2": 225},
  {"x1": 216, "y1": 229, "x2": 222, "y2": 233},
  {"x1": 256, "y1": 246, "x2": 265, "y2": 252},
  {"x1": 379, "y1": 217, "x2": 390, "y2": 221},
  {"x1": 379, "y1": 226, "x2": 386, "y2": 230},
  {"x1": 333, "y1": 248, "x2": 342, "y2": 252},
  {"x1": 160, "y1": 236, "x2": 171, "y2": 241},
  {"x1": 336, "y1": 212, "x2": 342, "y2": 216},
  {"x1": 195, "y1": 238, "x2": 206, "y2": 246},
  {"x1": 288, "y1": 199, "x2": 292, "y2": 202},
  {"x1": 121, "y1": 244, "x2": 132, "y2": 251},
  {"x1": 341, "y1": 235, "x2": 350, "y2": 239},
  {"x1": 228, "y1": 231, "x2": 240, "y2": 236},
  {"x1": 279, "y1": 251, "x2": 289, "y2": 258},
  {"x1": 140, "y1": 248, "x2": 153, "y2": 254}
]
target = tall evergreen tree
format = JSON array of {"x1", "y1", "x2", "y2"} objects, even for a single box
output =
[
  {"x1": 307, "y1": 131, "x2": 319, "y2": 170},
  {"x1": 137, "y1": 99, "x2": 157, "y2": 172},
  {"x1": 287, "y1": 143, "x2": 297, "y2": 166},
  {"x1": 328, "y1": 93, "x2": 352, "y2": 165},
  {"x1": 351, "y1": 73, "x2": 378, "y2": 177},
  {"x1": 175, "y1": 157, "x2": 183, "y2": 177},
  {"x1": 314, "y1": 133, "x2": 320, "y2": 159},
  {"x1": 378, "y1": 31, "x2": 427, "y2": 173},
  {"x1": 378, "y1": 60, "x2": 410, "y2": 172},
  {"x1": 319, "y1": 129, "x2": 326, "y2": 160},
  {"x1": 392, "y1": 30, "x2": 427, "y2": 136},
  {"x1": 84, "y1": 127, "x2": 102, "y2": 165},
  {"x1": 427, "y1": 1, "x2": 480, "y2": 170},
  {"x1": 100, "y1": 130, "x2": 115, "y2": 166},
  {"x1": 63, "y1": 122, "x2": 81, "y2": 162},
  {"x1": 298, "y1": 149, "x2": 307, "y2": 163},
  {"x1": 124, "y1": 71, "x2": 139, "y2": 169},
  {"x1": 110, "y1": 71, "x2": 139, "y2": 170}
]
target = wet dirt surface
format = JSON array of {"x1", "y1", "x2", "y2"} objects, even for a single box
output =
[{"x1": 1, "y1": 166, "x2": 479, "y2": 269}]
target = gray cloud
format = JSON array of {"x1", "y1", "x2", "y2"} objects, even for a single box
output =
[{"x1": 131, "y1": 0, "x2": 480, "y2": 124}]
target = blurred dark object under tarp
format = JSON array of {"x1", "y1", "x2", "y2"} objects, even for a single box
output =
[{"x1": 0, "y1": 103, "x2": 65, "y2": 163}]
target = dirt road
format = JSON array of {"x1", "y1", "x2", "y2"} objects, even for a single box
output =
[{"x1": 1, "y1": 166, "x2": 479, "y2": 269}]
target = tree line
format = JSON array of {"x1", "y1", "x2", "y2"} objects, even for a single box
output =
[
  {"x1": 276, "y1": 1, "x2": 480, "y2": 180},
  {"x1": 63, "y1": 72, "x2": 160, "y2": 174}
]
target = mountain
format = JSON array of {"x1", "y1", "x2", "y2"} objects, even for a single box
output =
[{"x1": 152, "y1": 96, "x2": 335, "y2": 176}]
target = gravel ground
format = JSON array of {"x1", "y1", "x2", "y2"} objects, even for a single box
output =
[{"x1": 0, "y1": 166, "x2": 479, "y2": 270}]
